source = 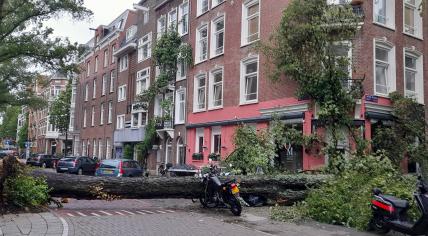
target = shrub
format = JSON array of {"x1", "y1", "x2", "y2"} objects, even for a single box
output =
[
  {"x1": 5, "y1": 175, "x2": 50, "y2": 209},
  {"x1": 303, "y1": 153, "x2": 417, "y2": 230}
]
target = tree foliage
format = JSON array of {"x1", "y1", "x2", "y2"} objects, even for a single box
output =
[
  {"x1": 17, "y1": 112, "x2": 28, "y2": 149},
  {"x1": 49, "y1": 79, "x2": 72, "y2": 135},
  {"x1": 0, "y1": 0, "x2": 90, "y2": 108},
  {"x1": 0, "y1": 106, "x2": 20, "y2": 139}
]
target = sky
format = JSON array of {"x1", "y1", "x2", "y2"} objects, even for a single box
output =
[{"x1": 46, "y1": 0, "x2": 137, "y2": 45}]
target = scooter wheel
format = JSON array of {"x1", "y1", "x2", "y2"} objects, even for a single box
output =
[
  {"x1": 368, "y1": 218, "x2": 390, "y2": 234},
  {"x1": 229, "y1": 196, "x2": 242, "y2": 216}
]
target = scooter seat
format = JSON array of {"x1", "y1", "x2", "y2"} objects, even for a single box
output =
[{"x1": 380, "y1": 195, "x2": 409, "y2": 209}]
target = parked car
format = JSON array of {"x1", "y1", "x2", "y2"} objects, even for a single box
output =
[
  {"x1": 26, "y1": 154, "x2": 58, "y2": 168},
  {"x1": 95, "y1": 159, "x2": 143, "y2": 177},
  {"x1": 56, "y1": 156, "x2": 97, "y2": 175}
]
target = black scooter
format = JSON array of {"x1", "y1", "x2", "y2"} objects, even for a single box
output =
[{"x1": 369, "y1": 174, "x2": 428, "y2": 235}]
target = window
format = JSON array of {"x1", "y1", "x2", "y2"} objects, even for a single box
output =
[
  {"x1": 94, "y1": 56, "x2": 99, "y2": 73},
  {"x1": 197, "y1": 0, "x2": 209, "y2": 16},
  {"x1": 108, "y1": 101, "x2": 113, "y2": 124},
  {"x1": 168, "y1": 8, "x2": 178, "y2": 31},
  {"x1": 102, "y1": 74, "x2": 107, "y2": 96},
  {"x1": 98, "y1": 139, "x2": 103, "y2": 159},
  {"x1": 106, "y1": 138, "x2": 111, "y2": 159},
  {"x1": 175, "y1": 89, "x2": 186, "y2": 124},
  {"x1": 242, "y1": 0, "x2": 260, "y2": 46},
  {"x1": 240, "y1": 56, "x2": 259, "y2": 103},
  {"x1": 404, "y1": 49, "x2": 423, "y2": 103},
  {"x1": 84, "y1": 83, "x2": 89, "y2": 101},
  {"x1": 86, "y1": 61, "x2": 91, "y2": 77},
  {"x1": 194, "y1": 74, "x2": 206, "y2": 111},
  {"x1": 91, "y1": 106, "x2": 95, "y2": 126},
  {"x1": 178, "y1": 1, "x2": 189, "y2": 36},
  {"x1": 374, "y1": 40, "x2": 395, "y2": 96},
  {"x1": 111, "y1": 45, "x2": 116, "y2": 63},
  {"x1": 196, "y1": 25, "x2": 208, "y2": 63},
  {"x1": 110, "y1": 70, "x2": 116, "y2": 93},
  {"x1": 119, "y1": 55, "x2": 128, "y2": 72},
  {"x1": 212, "y1": 0, "x2": 225, "y2": 8},
  {"x1": 211, "y1": 16, "x2": 225, "y2": 57},
  {"x1": 117, "y1": 115, "x2": 125, "y2": 129},
  {"x1": 209, "y1": 69, "x2": 223, "y2": 108},
  {"x1": 332, "y1": 42, "x2": 352, "y2": 89},
  {"x1": 83, "y1": 109, "x2": 87, "y2": 128},
  {"x1": 126, "y1": 25, "x2": 137, "y2": 41},
  {"x1": 93, "y1": 139, "x2": 97, "y2": 157},
  {"x1": 136, "y1": 68, "x2": 150, "y2": 95},
  {"x1": 404, "y1": 0, "x2": 422, "y2": 37},
  {"x1": 154, "y1": 95, "x2": 163, "y2": 117},
  {"x1": 103, "y1": 50, "x2": 109, "y2": 67},
  {"x1": 118, "y1": 85, "x2": 127, "y2": 102},
  {"x1": 177, "y1": 58, "x2": 187, "y2": 81},
  {"x1": 131, "y1": 111, "x2": 147, "y2": 127},
  {"x1": 373, "y1": 0, "x2": 395, "y2": 28},
  {"x1": 100, "y1": 103, "x2": 104, "y2": 125},
  {"x1": 143, "y1": 11, "x2": 149, "y2": 25},
  {"x1": 211, "y1": 127, "x2": 221, "y2": 154},
  {"x1": 92, "y1": 79, "x2": 97, "y2": 99},
  {"x1": 157, "y1": 15, "x2": 166, "y2": 39},
  {"x1": 196, "y1": 128, "x2": 204, "y2": 154},
  {"x1": 138, "y1": 32, "x2": 152, "y2": 62}
]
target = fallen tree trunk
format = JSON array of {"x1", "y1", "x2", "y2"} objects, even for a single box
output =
[{"x1": 31, "y1": 170, "x2": 330, "y2": 204}]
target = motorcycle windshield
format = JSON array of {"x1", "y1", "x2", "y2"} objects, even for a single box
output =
[{"x1": 210, "y1": 176, "x2": 222, "y2": 187}]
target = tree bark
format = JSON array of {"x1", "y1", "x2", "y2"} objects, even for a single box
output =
[{"x1": 31, "y1": 170, "x2": 329, "y2": 204}]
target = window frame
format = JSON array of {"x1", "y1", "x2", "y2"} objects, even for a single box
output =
[
  {"x1": 100, "y1": 103, "x2": 104, "y2": 125},
  {"x1": 119, "y1": 55, "x2": 129, "y2": 72},
  {"x1": 84, "y1": 83, "x2": 89, "y2": 101},
  {"x1": 195, "y1": 24, "x2": 209, "y2": 63},
  {"x1": 373, "y1": 39, "x2": 396, "y2": 97},
  {"x1": 116, "y1": 114, "x2": 125, "y2": 130},
  {"x1": 197, "y1": 0, "x2": 209, "y2": 16},
  {"x1": 91, "y1": 106, "x2": 95, "y2": 127},
  {"x1": 136, "y1": 67, "x2": 150, "y2": 95},
  {"x1": 157, "y1": 15, "x2": 167, "y2": 39},
  {"x1": 86, "y1": 61, "x2": 91, "y2": 77},
  {"x1": 102, "y1": 74, "x2": 107, "y2": 96},
  {"x1": 373, "y1": 0, "x2": 395, "y2": 30},
  {"x1": 168, "y1": 8, "x2": 178, "y2": 31},
  {"x1": 83, "y1": 109, "x2": 87, "y2": 128},
  {"x1": 193, "y1": 73, "x2": 207, "y2": 112},
  {"x1": 212, "y1": 0, "x2": 225, "y2": 8},
  {"x1": 240, "y1": 55, "x2": 259, "y2": 104},
  {"x1": 241, "y1": 0, "x2": 260, "y2": 46},
  {"x1": 108, "y1": 101, "x2": 113, "y2": 124},
  {"x1": 211, "y1": 126, "x2": 221, "y2": 154},
  {"x1": 118, "y1": 85, "x2": 127, "y2": 102},
  {"x1": 92, "y1": 79, "x2": 97, "y2": 99},
  {"x1": 403, "y1": 48, "x2": 424, "y2": 103},
  {"x1": 175, "y1": 88, "x2": 186, "y2": 124},
  {"x1": 94, "y1": 56, "x2": 99, "y2": 73},
  {"x1": 195, "y1": 128, "x2": 205, "y2": 154},
  {"x1": 103, "y1": 49, "x2": 109, "y2": 67},
  {"x1": 110, "y1": 70, "x2": 116, "y2": 93},
  {"x1": 210, "y1": 15, "x2": 225, "y2": 58},
  {"x1": 138, "y1": 32, "x2": 152, "y2": 62},
  {"x1": 178, "y1": 1, "x2": 189, "y2": 36},
  {"x1": 208, "y1": 68, "x2": 224, "y2": 109},
  {"x1": 403, "y1": 0, "x2": 423, "y2": 38}
]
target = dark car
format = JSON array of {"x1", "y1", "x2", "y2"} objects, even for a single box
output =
[
  {"x1": 26, "y1": 154, "x2": 58, "y2": 168},
  {"x1": 95, "y1": 159, "x2": 143, "y2": 177},
  {"x1": 56, "y1": 156, "x2": 97, "y2": 175}
]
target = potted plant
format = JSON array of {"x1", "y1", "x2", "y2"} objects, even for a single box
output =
[
  {"x1": 208, "y1": 153, "x2": 220, "y2": 161},
  {"x1": 192, "y1": 153, "x2": 203, "y2": 161}
]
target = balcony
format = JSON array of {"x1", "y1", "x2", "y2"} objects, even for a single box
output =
[
  {"x1": 155, "y1": 119, "x2": 174, "y2": 140},
  {"x1": 114, "y1": 126, "x2": 146, "y2": 143}
]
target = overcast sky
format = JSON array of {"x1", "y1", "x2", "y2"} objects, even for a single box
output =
[{"x1": 46, "y1": 0, "x2": 137, "y2": 44}]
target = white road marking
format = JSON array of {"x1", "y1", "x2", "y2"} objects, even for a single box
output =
[
  {"x1": 99, "y1": 210, "x2": 113, "y2": 216},
  {"x1": 59, "y1": 217, "x2": 69, "y2": 236},
  {"x1": 66, "y1": 213, "x2": 75, "y2": 217},
  {"x1": 164, "y1": 210, "x2": 175, "y2": 213},
  {"x1": 76, "y1": 211, "x2": 87, "y2": 217},
  {"x1": 140, "y1": 210, "x2": 154, "y2": 214},
  {"x1": 135, "y1": 211, "x2": 147, "y2": 215},
  {"x1": 91, "y1": 212, "x2": 101, "y2": 217},
  {"x1": 115, "y1": 211, "x2": 125, "y2": 216},
  {"x1": 156, "y1": 210, "x2": 167, "y2": 214},
  {"x1": 121, "y1": 210, "x2": 135, "y2": 215}
]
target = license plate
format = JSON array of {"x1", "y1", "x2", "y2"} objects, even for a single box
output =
[
  {"x1": 232, "y1": 186, "x2": 239, "y2": 194},
  {"x1": 60, "y1": 168, "x2": 68, "y2": 170},
  {"x1": 104, "y1": 170, "x2": 114, "y2": 174}
]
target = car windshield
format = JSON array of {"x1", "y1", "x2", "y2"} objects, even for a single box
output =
[
  {"x1": 100, "y1": 160, "x2": 119, "y2": 169},
  {"x1": 61, "y1": 157, "x2": 77, "y2": 162}
]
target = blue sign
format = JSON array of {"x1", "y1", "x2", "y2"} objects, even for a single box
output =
[{"x1": 365, "y1": 95, "x2": 378, "y2": 103}]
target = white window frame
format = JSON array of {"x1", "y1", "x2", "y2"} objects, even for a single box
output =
[
  {"x1": 119, "y1": 55, "x2": 128, "y2": 72},
  {"x1": 136, "y1": 67, "x2": 150, "y2": 95},
  {"x1": 373, "y1": 39, "x2": 396, "y2": 97},
  {"x1": 83, "y1": 109, "x2": 87, "y2": 128},
  {"x1": 168, "y1": 8, "x2": 178, "y2": 31},
  {"x1": 138, "y1": 32, "x2": 152, "y2": 62},
  {"x1": 106, "y1": 138, "x2": 111, "y2": 159},
  {"x1": 241, "y1": 0, "x2": 260, "y2": 46},
  {"x1": 100, "y1": 103, "x2": 104, "y2": 125},
  {"x1": 195, "y1": 24, "x2": 208, "y2": 63},
  {"x1": 131, "y1": 110, "x2": 148, "y2": 128},
  {"x1": 91, "y1": 106, "x2": 95, "y2": 127},
  {"x1": 111, "y1": 45, "x2": 116, "y2": 63},
  {"x1": 332, "y1": 41, "x2": 353, "y2": 89},
  {"x1": 211, "y1": 126, "x2": 221, "y2": 154},
  {"x1": 373, "y1": 0, "x2": 395, "y2": 30},
  {"x1": 157, "y1": 15, "x2": 167, "y2": 39},
  {"x1": 94, "y1": 56, "x2": 99, "y2": 73},
  {"x1": 108, "y1": 101, "x2": 113, "y2": 124},
  {"x1": 126, "y1": 25, "x2": 137, "y2": 41},
  {"x1": 110, "y1": 70, "x2": 116, "y2": 93},
  {"x1": 103, "y1": 49, "x2": 109, "y2": 67},
  {"x1": 118, "y1": 85, "x2": 127, "y2": 102},
  {"x1": 240, "y1": 55, "x2": 259, "y2": 104},
  {"x1": 86, "y1": 61, "x2": 91, "y2": 77},
  {"x1": 403, "y1": 48, "x2": 424, "y2": 104},
  {"x1": 116, "y1": 114, "x2": 125, "y2": 130},
  {"x1": 102, "y1": 74, "x2": 107, "y2": 96},
  {"x1": 210, "y1": 15, "x2": 225, "y2": 58},
  {"x1": 193, "y1": 73, "x2": 207, "y2": 112},
  {"x1": 178, "y1": 1, "x2": 189, "y2": 36},
  {"x1": 209, "y1": 68, "x2": 224, "y2": 109},
  {"x1": 176, "y1": 58, "x2": 187, "y2": 81},
  {"x1": 92, "y1": 79, "x2": 97, "y2": 99},
  {"x1": 175, "y1": 88, "x2": 186, "y2": 124},
  {"x1": 403, "y1": 0, "x2": 423, "y2": 38},
  {"x1": 143, "y1": 11, "x2": 149, "y2": 25},
  {"x1": 195, "y1": 128, "x2": 205, "y2": 153},
  {"x1": 197, "y1": 0, "x2": 209, "y2": 16},
  {"x1": 84, "y1": 83, "x2": 89, "y2": 101},
  {"x1": 212, "y1": 0, "x2": 225, "y2": 8}
]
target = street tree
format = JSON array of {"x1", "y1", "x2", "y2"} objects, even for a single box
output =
[
  {"x1": 17, "y1": 113, "x2": 28, "y2": 150},
  {"x1": 49, "y1": 80, "x2": 72, "y2": 154},
  {"x1": 0, "y1": 0, "x2": 91, "y2": 109},
  {"x1": 0, "y1": 106, "x2": 20, "y2": 140}
]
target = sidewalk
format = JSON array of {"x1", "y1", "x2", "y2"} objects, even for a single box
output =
[{"x1": 0, "y1": 212, "x2": 65, "y2": 236}]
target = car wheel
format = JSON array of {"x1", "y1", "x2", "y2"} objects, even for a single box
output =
[
  {"x1": 77, "y1": 168, "x2": 83, "y2": 175},
  {"x1": 42, "y1": 163, "x2": 46, "y2": 168}
]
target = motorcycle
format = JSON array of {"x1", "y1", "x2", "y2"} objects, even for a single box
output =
[
  {"x1": 199, "y1": 165, "x2": 242, "y2": 216},
  {"x1": 369, "y1": 171, "x2": 428, "y2": 235}
]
